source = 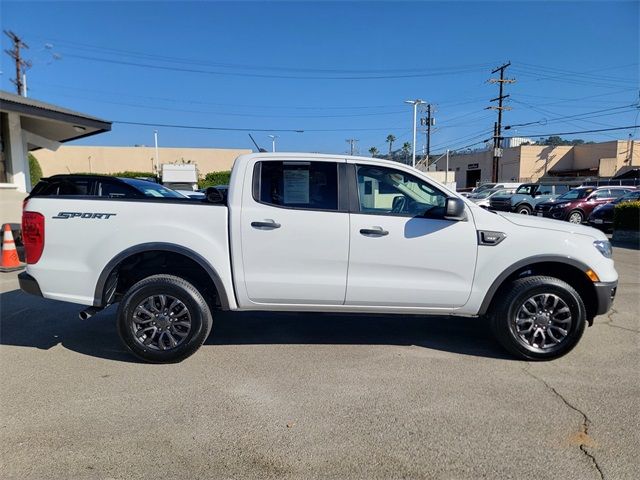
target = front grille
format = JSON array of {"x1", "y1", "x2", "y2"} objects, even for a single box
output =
[{"x1": 536, "y1": 204, "x2": 553, "y2": 213}]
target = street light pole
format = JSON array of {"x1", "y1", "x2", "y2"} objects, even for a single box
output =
[
  {"x1": 153, "y1": 130, "x2": 160, "y2": 175},
  {"x1": 268, "y1": 135, "x2": 278, "y2": 152},
  {"x1": 404, "y1": 99, "x2": 425, "y2": 168}
]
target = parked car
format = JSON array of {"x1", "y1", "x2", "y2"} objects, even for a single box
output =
[
  {"x1": 472, "y1": 182, "x2": 521, "y2": 194},
  {"x1": 20, "y1": 153, "x2": 617, "y2": 363},
  {"x1": 31, "y1": 175, "x2": 189, "y2": 199},
  {"x1": 489, "y1": 183, "x2": 573, "y2": 215},
  {"x1": 588, "y1": 190, "x2": 640, "y2": 231},
  {"x1": 469, "y1": 188, "x2": 516, "y2": 208},
  {"x1": 535, "y1": 186, "x2": 634, "y2": 224}
]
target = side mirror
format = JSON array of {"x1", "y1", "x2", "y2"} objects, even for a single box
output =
[
  {"x1": 204, "y1": 187, "x2": 225, "y2": 204},
  {"x1": 444, "y1": 198, "x2": 466, "y2": 221}
]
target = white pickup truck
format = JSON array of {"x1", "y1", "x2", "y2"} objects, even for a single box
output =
[{"x1": 19, "y1": 153, "x2": 617, "y2": 363}]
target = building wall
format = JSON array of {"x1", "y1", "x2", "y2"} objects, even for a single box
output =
[
  {"x1": 614, "y1": 139, "x2": 640, "y2": 172},
  {"x1": 444, "y1": 141, "x2": 638, "y2": 187},
  {"x1": 573, "y1": 141, "x2": 618, "y2": 171},
  {"x1": 519, "y1": 145, "x2": 574, "y2": 181},
  {"x1": 32, "y1": 145, "x2": 253, "y2": 177}
]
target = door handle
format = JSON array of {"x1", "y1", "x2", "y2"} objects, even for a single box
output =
[
  {"x1": 359, "y1": 227, "x2": 389, "y2": 237},
  {"x1": 251, "y1": 220, "x2": 281, "y2": 230}
]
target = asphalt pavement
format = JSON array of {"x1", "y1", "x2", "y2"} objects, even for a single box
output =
[{"x1": 0, "y1": 247, "x2": 638, "y2": 479}]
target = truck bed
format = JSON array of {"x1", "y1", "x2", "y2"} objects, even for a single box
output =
[{"x1": 24, "y1": 197, "x2": 234, "y2": 307}]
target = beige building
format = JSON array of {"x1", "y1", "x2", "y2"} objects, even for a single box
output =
[
  {"x1": 33, "y1": 145, "x2": 253, "y2": 177},
  {"x1": 439, "y1": 140, "x2": 639, "y2": 188}
]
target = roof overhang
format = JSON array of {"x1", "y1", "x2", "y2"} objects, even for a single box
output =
[{"x1": 0, "y1": 90, "x2": 111, "y2": 150}]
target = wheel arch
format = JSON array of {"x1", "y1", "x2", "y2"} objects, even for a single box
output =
[
  {"x1": 479, "y1": 255, "x2": 599, "y2": 323},
  {"x1": 514, "y1": 202, "x2": 533, "y2": 213},
  {"x1": 93, "y1": 242, "x2": 231, "y2": 310}
]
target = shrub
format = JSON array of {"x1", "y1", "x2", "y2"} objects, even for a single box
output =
[
  {"x1": 614, "y1": 201, "x2": 640, "y2": 230},
  {"x1": 199, "y1": 171, "x2": 232, "y2": 189},
  {"x1": 111, "y1": 171, "x2": 157, "y2": 180},
  {"x1": 29, "y1": 153, "x2": 43, "y2": 186}
]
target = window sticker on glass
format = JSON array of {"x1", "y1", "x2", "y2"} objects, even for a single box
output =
[{"x1": 283, "y1": 168, "x2": 310, "y2": 204}]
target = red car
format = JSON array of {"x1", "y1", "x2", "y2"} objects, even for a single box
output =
[{"x1": 534, "y1": 186, "x2": 635, "y2": 224}]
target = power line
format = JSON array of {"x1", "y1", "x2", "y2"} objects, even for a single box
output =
[
  {"x1": 64, "y1": 53, "x2": 491, "y2": 80},
  {"x1": 505, "y1": 104, "x2": 637, "y2": 129},
  {"x1": 516, "y1": 125, "x2": 640, "y2": 137},
  {"x1": 35, "y1": 35, "x2": 496, "y2": 76},
  {"x1": 113, "y1": 120, "x2": 304, "y2": 133}
]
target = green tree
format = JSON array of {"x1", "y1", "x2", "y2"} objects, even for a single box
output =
[
  {"x1": 401, "y1": 142, "x2": 412, "y2": 160},
  {"x1": 368, "y1": 146, "x2": 379, "y2": 157},
  {"x1": 538, "y1": 136, "x2": 587, "y2": 146},
  {"x1": 199, "y1": 170, "x2": 232, "y2": 189},
  {"x1": 28, "y1": 153, "x2": 43, "y2": 186},
  {"x1": 386, "y1": 134, "x2": 396, "y2": 158}
]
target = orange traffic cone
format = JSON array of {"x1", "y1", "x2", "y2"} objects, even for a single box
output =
[{"x1": 0, "y1": 224, "x2": 24, "y2": 272}]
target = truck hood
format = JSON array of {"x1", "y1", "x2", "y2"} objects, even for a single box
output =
[{"x1": 497, "y1": 212, "x2": 606, "y2": 240}]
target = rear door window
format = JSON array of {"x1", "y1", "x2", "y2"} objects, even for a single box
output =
[{"x1": 254, "y1": 161, "x2": 339, "y2": 211}]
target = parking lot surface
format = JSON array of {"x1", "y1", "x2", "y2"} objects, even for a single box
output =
[{"x1": 1, "y1": 247, "x2": 638, "y2": 480}]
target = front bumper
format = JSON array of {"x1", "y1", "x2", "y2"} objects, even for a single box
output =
[
  {"x1": 535, "y1": 209, "x2": 565, "y2": 220},
  {"x1": 18, "y1": 272, "x2": 43, "y2": 298},
  {"x1": 594, "y1": 280, "x2": 617, "y2": 315}
]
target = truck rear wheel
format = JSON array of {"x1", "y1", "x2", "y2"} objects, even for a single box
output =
[
  {"x1": 117, "y1": 274, "x2": 213, "y2": 363},
  {"x1": 489, "y1": 276, "x2": 586, "y2": 360}
]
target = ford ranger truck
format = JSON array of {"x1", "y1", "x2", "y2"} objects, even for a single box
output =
[{"x1": 19, "y1": 153, "x2": 618, "y2": 363}]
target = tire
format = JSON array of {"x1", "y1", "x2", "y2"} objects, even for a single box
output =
[
  {"x1": 516, "y1": 204, "x2": 532, "y2": 215},
  {"x1": 117, "y1": 274, "x2": 213, "y2": 363},
  {"x1": 568, "y1": 210, "x2": 584, "y2": 224},
  {"x1": 489, "y1": 276, "x2": 586, "y2": 361}
]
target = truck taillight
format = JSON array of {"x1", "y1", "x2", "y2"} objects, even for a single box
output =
[{"x1": 22, "y1": 211, "x2": 45, "y2": 264}]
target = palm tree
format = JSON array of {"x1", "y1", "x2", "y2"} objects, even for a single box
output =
[
  {"x1": 401, "y1": 142, "x2": 412, "y2": 163},
  {"x1": 368, "y1": 146, "x2": 379, "y2": 157},
  {"x1": 386, "y1": 134, "x2": 396, "y2": 159}
]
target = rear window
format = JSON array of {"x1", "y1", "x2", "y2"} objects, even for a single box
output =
[{"x1": 31, "y1": 179, "x2": 91, "y2": 196}]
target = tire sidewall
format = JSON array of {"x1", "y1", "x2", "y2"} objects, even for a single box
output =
[
  {"x1": 494, "y1": 278, "x2": 586, "y2": 360},
  {"x1": 117, "y1": 276, "x2": 211, "y2": 363},
  {"x1": 516, "y1": 204, "x2": 532, "y2": 215}
]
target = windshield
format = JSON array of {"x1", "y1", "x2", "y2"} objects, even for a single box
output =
[
  {"x1": 515, "y1": 185, "x2": 535, "y2": 195},
  {"x1": 556, "y1": 188, "x2": 593, "y2": 201},
  {"x1": 120, "y1": 178, "x2": 185, "y2": 198}
]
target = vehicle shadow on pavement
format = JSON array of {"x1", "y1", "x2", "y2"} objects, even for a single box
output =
[{"x1": 0, "y1": 289, "x2": 511, "y2": 362}]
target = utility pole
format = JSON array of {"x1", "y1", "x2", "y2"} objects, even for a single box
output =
[
  {"x1": 421, "y1": 104, "x2": 435, "y2": 161},
  {"x1": 486, "y1": 62, "x2": 515, "y2": 182},
  {"x1": 4, "y1": 30, "x2": 31, "y2": 96},
  {"x1": 346, "y1": 138, "x2": 359, "y2": 155}
]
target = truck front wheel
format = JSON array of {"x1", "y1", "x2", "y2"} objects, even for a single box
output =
[
  {"x1": 489, "y1": 276, "x2": 586, "y2": 360},
  {"x1": 116, "y1": 274, "x2": 213, "y2": 363}
]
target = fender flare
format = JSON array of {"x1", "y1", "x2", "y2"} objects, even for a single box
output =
[
  {"x1": 93, "y1": 242, "x2": 231, "y2": 310},
  {"x1": 477, "y1": 254, "x2": 592, "y2": 315}
]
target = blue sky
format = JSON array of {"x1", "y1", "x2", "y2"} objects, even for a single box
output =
[{"x1": 1, "y1": 1, "x2": 638, "y2": 154}]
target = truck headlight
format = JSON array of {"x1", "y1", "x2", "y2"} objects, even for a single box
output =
[{"x1": 593, "y1": 240, "x2": 612, "y2": 258}]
